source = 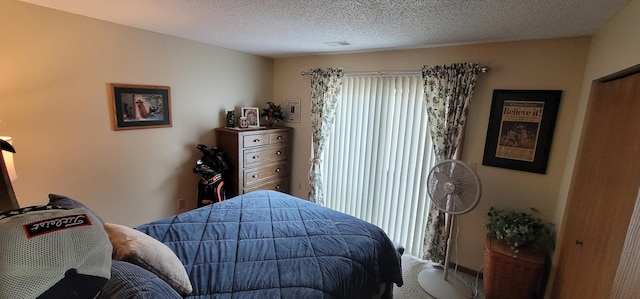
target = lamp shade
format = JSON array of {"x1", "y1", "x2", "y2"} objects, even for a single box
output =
[{"x1": 0, "y1": 136, "x2": 17, "y2": 181}]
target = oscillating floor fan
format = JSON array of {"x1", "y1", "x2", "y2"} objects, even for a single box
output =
[{"x1": 418, "y1": 159, "x2": 482, "y2": 299}]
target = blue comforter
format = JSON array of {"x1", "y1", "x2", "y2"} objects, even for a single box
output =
[{"x1": 136, "y1": 190, "x2": 403, "y2": 299}]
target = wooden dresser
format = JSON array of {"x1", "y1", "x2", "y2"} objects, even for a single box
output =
[{"x1": 215, "y1": 127, "x2": 292, "y2": 196}]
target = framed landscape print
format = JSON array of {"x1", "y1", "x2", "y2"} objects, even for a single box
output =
[
  {"x1": 482, "y1": 89, "x2": 562, "y2": 174},
  {"x1": 110, "y1": 84, "x2": 172, "y2": 130}
]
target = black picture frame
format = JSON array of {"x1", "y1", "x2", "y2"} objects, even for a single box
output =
[
  {"x1": 482, "y1": 89, "x2": 562, "y2": 174},
  {"x1": 110, "y1": 84, "x2": 172, "y2": 130}
]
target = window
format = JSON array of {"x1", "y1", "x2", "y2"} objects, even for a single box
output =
[{"x1": 321, "y1": 75, "x2": 436, "y2": 256}]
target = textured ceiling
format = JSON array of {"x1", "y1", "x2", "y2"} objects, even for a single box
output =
[{"x1": 20, "y1": 0, "x2": 632, "y2": 58}]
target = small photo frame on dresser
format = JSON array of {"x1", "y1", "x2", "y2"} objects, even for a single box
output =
[{"x1": 241, "y1": 107, "x2": 260, "y2": 128}]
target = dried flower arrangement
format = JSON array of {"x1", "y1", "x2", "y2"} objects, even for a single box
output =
[{"x1": 261, "y1": 101, "x2": 284, "y2": 127}]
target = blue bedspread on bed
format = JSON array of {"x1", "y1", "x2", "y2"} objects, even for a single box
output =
[{"x1": 136, "y1": 190, "x2": 403, "y2": 299}]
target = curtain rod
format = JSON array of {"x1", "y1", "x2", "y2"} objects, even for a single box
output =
[{"x1": 300, "y1": 66, "x2": 491, "y2": 77}]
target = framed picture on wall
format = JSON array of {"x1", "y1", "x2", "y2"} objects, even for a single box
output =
[
  {"x1": 110, "y1": 84, "x2": 172, "y2": 130},
  {"x1": 285, "y1": 98, "x2": 301, "y2": 123},
  {"x1": 482, "y1": 89, "x2": 562, "y2": 174},
  {"x1": 241, "y1": 107, "x2": 260, "y2": 128}
]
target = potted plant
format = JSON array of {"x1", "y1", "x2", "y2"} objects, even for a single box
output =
[
  {"x1": 261, "y1": 101, "x2": 284, "y2": 127},
  {"x1": 483, "y1": 207, "x2": 555, "y2": 299},
  {"x1": 485, "y1": 207, "x2": 555, "y2": 255}
]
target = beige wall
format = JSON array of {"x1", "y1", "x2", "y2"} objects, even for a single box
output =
[
  {"x1": 556, "y1": 0, "x2": 640, "y2": 224},
  {"x1": 0, "y1": 1, "x2": 273, "y2": 226},
  {"x1": 273, "y1": 37, "x2": 590, "y2": 270}
]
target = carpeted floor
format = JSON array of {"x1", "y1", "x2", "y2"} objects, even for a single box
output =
[{"x1": 393, "y1": 255, "x2": 485, "y2": 299}]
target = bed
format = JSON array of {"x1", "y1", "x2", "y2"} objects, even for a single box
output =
[{"x1": 132, "y1": 190, "x2": 404, "y2": 299}]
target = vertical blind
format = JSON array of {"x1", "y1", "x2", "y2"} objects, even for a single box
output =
[{"x1": 321, "y1": 75, "x2": 436, "y2": 257}]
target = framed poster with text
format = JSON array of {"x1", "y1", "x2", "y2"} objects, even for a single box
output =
[{"x1": 482, "y1": 89, "x2": 562, "y2": 174}]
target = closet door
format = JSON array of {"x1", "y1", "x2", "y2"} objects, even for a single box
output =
[{"x1": 552, "y1": 71, "x2": 640, "y2": 298}]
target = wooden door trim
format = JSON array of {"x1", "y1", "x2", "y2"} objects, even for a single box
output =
[{"x1": 600, "y1": 64, "x2": 640, "y2": 82}]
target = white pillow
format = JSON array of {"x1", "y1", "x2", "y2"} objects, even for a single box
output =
[{"x1": 103, "y1": 223, "x2": 192, "y2": 296}]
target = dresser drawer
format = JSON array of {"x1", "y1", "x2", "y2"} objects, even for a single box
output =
[
  {"x1": 243, "y1": 162, "x2": 288, "y2": 186},
  {"x1": 242, "y1": 133, "x2": 269, "y2": 148},
  {"x1": 243, "y1": 178, "x2": 289, "y2": 194},
  {"x1": 269, "y1": 131, "x2": 290, "y2": 144},
  {"x1": 243, "y1": 144, "x2": 288, "y2": 168}
]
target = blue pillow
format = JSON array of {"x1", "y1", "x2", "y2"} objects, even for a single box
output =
[
  {"x1": 48, "y1": 194, "x2": 104, "y2": 223},
  {"x1": 99, "y1": 260, "x2": 181, "y2": 299}
]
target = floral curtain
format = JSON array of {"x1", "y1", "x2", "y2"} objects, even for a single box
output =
[
  {"x1": 421, "y1": 62, "x2": 480, "y2": 263},
  {"x1": 308, "y1": 68, "x2": 344, "y2": 205}
]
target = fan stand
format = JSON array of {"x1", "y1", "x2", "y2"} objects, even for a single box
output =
[{"x1": 418, "y1": 213, "x2": 474, "y2": 299}]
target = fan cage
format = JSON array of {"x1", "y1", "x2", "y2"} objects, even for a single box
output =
[{"x1": 427, "y1": 159, "x2": 481, "y2": 215}]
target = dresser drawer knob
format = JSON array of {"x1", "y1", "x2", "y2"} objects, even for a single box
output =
[
  {"x1": 275, "y1": 185, "x2": 281, "y2": 190},
  {"x1": 277, "y1": 136, "x2": 283, "y2": 140},
  {"x1": 275, "y1": 168, "x2": 281, "y2": 172},
  {"x1": 276, "y1": 151, "x2": 282, "y2": 155},
  {"x1": 252, "y1": 155, "x2": 259, "y2": 159},
  {"x1": 252, "y1": 174, "x2": 259, "y2": 178},
  {"x1": 253, "y1": 139, "x2": 260, "y2": 143}
]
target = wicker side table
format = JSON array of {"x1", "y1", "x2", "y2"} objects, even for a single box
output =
[{"x1": 483, "y1": 235, "x2": 545, "y2": 299}]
